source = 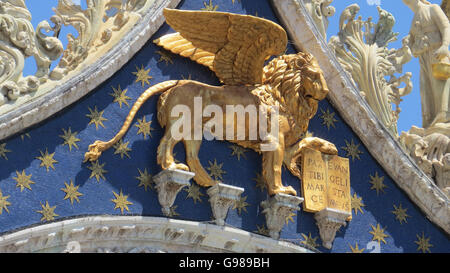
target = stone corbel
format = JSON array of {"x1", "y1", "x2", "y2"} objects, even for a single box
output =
[
  {"x1": 153, "y1": 169, "x2": 194, "y2": 217},
  {"x1": 261, "y1": 194, "x2": 304, "y2": 239},
  {"x1": 207, "y1": 183, "x2": 245, "y2": 226},
  {"x1": 314, "y1": 208, "x2": 351, "y2": 249}
]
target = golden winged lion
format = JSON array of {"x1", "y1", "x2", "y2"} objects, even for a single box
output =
[{"x1": 84, "y1": 9, "x2": 338, "y2": 196}]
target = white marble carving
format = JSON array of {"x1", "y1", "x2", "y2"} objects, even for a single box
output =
[
  {"x1": 402, "y1": 0, "x2": 450, "y2": 128},
  {"x1": 153, "y1": 169, "x2": 194, "y2": 217},
  {"x1": 0, "y1": 0, "x2": 63, "y2": 105},
  {"x1": 0, "y1": 216, "x2": 313, "y2": 253},
  {"x1": 271, "y1": 0, "x2": 450, "y2": 234},
  {"x1": 0, "y1": 0, "x2": 181, "y2": 141},
  {"x1": 302, "y1": 0, "x2": 335, "y2": 39},
  {"x1": 401, "y1": 125, "x2": 450, "y2": 196},
  {"x1": 207, "y1": 183, "x2": 244, "y2": 226},
  {"x1": 261, "y1": 194, "x2": 304, "y2": 240},
  {"x1": 399, "y1": 0, "x2": 450, "y2": 197},
  {"x1": 314, "y1": 208, "x2": 351, "y2": 249},
  {"x1": 328, "y1": 4, "x2": 413, "y2": 136}
]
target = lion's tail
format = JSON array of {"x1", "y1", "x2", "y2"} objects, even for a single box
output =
[{"x1": 84, "y1": 80, "x2": 180, "y2": 162}]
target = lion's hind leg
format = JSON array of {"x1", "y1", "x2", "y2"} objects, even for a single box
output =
[
  {"x1": 157, "y1": 126, "x2": 189, "y2": 171},
  {"x1": 184, "y1": 140, "x2": 217, "y2": 187},
  {"x1": 262, "y1": 136, "x2": 297, "y2": 196}
]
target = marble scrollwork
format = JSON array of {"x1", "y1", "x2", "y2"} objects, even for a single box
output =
[
  {"x1": 329, "y1": 4, "x2": 413, "y2": 136},
  {"x1": 0, "y1": 0, "x2": 164, "y2": 122},
  {"x1": 0, "y1": 0, "x2": 63, "y2": 105},
  {"x1": 302, "y1": 0, "x2": 335, "y2": 39},
  {"x1": 50, "y1": 0, "x2": 152, "y2": 80}
]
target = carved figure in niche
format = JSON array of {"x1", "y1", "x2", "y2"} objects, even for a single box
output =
[
  {"x1": 403, "y1": 0, "x2": 450, "y2": 128},
  {"x1": 84, "y1": 9, "x2": 338, "y2": 196}
]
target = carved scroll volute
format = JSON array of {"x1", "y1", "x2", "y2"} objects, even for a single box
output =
[
  {"x1": 0, "y1": 0, "x2": 63, "y2": 105},
  {"x1": 49, "y1": 0, "x2": 146, "y2": 80},
  {"x1": 50, "y1": 0, "x2": 106, "y2": 80}
]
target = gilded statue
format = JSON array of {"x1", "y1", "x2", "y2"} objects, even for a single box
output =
[
  {"x1": 84, "y1": 9, "x2": 337, "y2": 196},
  {"x1": 403, "y1": 0, "x2": 450, "y2": 128}
]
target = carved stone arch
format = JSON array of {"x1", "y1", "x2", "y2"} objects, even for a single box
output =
[{"x1": 0, "y1": 216, "x2": 312, "y2": 253}]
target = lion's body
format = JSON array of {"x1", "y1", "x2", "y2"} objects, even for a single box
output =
[
  {"x1": 157, "y1": 81, "x2": 287, "y2": 151},
  {"x1": 84, "y1": 53, "x2": 338, "y2": 196}
]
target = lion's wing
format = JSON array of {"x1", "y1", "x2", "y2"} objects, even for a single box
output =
[
  {"x1": 154, "y1": 8, "x2": 287, "y2": 86},
  {"x1": 154, "y1": 32, "x2": 216, "y2": 71}
]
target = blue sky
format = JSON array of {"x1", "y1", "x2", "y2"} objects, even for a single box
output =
[{"x1": 22, "y1": 0, "x2": 445, "y2": 133}]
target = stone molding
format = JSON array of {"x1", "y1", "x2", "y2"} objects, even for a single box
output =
[
  {"x1": 0, "y1": 216, "x2": 312, "y2": 253},
  {"x1": 0, "y1": 0, "x2": 181, "y2": 141},
  {"x1": 271, "y1": 0, "x2": 450, "y2": 234}
]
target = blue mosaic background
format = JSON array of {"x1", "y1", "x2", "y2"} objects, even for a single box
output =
[{"x1": 0, "y1": 0, "x2": 448, "y2": 253}]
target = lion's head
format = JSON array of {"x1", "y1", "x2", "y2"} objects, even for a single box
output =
[{"x1": 262, "y1": 52, "x2": 330, "y2": 122}]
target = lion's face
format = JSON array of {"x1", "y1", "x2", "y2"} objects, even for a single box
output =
[
  {"x1": 296, "y1": 55, "x2": 329, "y2": 119},
  {"x1": 261, "y1": 52, "x2": 329, "y2": 121},
  {"x1": 299, "y1": 57, "x2": 329, "y2": 102}
]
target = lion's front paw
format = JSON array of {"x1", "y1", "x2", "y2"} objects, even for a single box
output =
[
  {"x1": 287, "y1": 163, "x2": 301, "y2": 179},
  {"x1": 318, "y1": 140, "x2": 338, "y2": 155},
  {"x1": 302, "y1": 137, "x2": 338, "y2": 155}
]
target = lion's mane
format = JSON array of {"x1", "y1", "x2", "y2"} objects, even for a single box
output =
[{"x1": 261, "y1": 52, "x2": 319, "y2": 134}]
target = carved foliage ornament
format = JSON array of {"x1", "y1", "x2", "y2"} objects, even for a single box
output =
[
  {"x1": 0, "y1": 216, "x2": 311, "y2": 253},
  {"x1": 50, "y1": 0, "x2": 153, "y2": 80},
  {"x1": 302, "y1": 0, "x2": 335, "y2": 39},
  {"x1": 0, "y1": 0, "x2": 63, "y2": 104},
  {"x1": 329, "y1": 4, "x2": 413, "y2": 136},
  {"x1": 0, "y1": 0, "x2": 154, "y2": 107}
]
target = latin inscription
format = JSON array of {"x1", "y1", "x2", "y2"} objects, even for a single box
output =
[
  {"x1": 301, "y1": 148, "x2": 351, "y2": 217},
  {"x1": 302, "y1": 149, "x2": 327, "y2": 212}
]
